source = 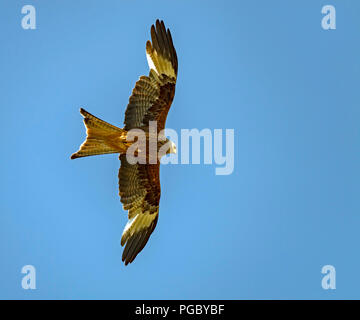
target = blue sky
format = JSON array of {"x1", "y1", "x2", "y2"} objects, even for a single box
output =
[{"x1": 0, "y1": 0, "x2": 359, "y2": 299}]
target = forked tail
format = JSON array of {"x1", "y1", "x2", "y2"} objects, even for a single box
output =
[{"x1": 71, "y1": 108, "x2": 127, "y2": 159}]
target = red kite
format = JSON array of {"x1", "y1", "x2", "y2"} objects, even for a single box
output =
[{"x1": 71, "y1": 20, "x2": 178, "y2": 265}]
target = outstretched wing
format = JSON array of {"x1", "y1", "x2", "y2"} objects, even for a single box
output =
[
  {"x1": 124, "y1": 19, "x2": 178, "y2": 132},
  {"x1": 118, "y1": 20, "x2": 178, "y2": 265},
  {"x1": 118, "y1": 155, "x2": 160, "y2": 265}
]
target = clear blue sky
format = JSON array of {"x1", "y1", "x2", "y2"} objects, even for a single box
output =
[{"x1": 0, "y1": 0, "x2": 359, "y2": 299}]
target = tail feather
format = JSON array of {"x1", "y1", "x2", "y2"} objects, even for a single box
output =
[{"x1": 71, "y1": 108, "x2": 126, "y2": 159}]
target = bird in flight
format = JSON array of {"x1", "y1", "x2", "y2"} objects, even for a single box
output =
[{"x1": 71, "y1": 20, "x2": 178, "y2": 265}]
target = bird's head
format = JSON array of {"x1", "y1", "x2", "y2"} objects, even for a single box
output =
[{"x1": 158, "y1": 138, "x2": 177, "y2": 156}]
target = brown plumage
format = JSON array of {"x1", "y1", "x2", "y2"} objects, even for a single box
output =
[{"x1": 71, "y1": 20, "x2": 178, "y2": 265}]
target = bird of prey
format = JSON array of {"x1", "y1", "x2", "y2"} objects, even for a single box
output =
[{"x1": 71, "y1": 20, "x2": 178, "y2": 265}]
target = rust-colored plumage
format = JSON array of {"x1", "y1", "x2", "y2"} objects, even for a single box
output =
[{"x1": 71, "y1": 20, "x2": 178, "y2": 265}]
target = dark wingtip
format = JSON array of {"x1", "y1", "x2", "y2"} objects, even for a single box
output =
[
  {"x1": 79, "y1": 107, "x2": 87, "y2": 117},
  {"x1": 122, "y1": 256, "x2": 130, "y2": 266},
  {"x1": 70, "y1": 153, "x2": 78, "y2": 160}
]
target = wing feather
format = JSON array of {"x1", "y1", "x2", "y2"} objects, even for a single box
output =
[
  {"x1": 124, "y1": 20, "x2": 177, "y2": 130},
  {"x1": 119, "y1": 155, "x2": 160, "y2": 265}
]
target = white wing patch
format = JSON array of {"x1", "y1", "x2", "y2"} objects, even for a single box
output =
[
  {"x1": 121, "y1": 212, "x2": 158, "y2": 245},
  {"x1": 146, "y1": 45, "x2": 177, "y2": 79},
  {"x1": 146, "y1": 52, "x2": 158, "y2": 75}
]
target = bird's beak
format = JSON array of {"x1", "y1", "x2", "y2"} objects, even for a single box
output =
[{"x1": 171, "y1": 142, "x2": 177, "y2": 154}]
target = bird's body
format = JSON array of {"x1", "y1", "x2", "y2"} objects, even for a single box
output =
[{"x1": 71, "y1": 20, "x2": 178, "y2": 265}]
